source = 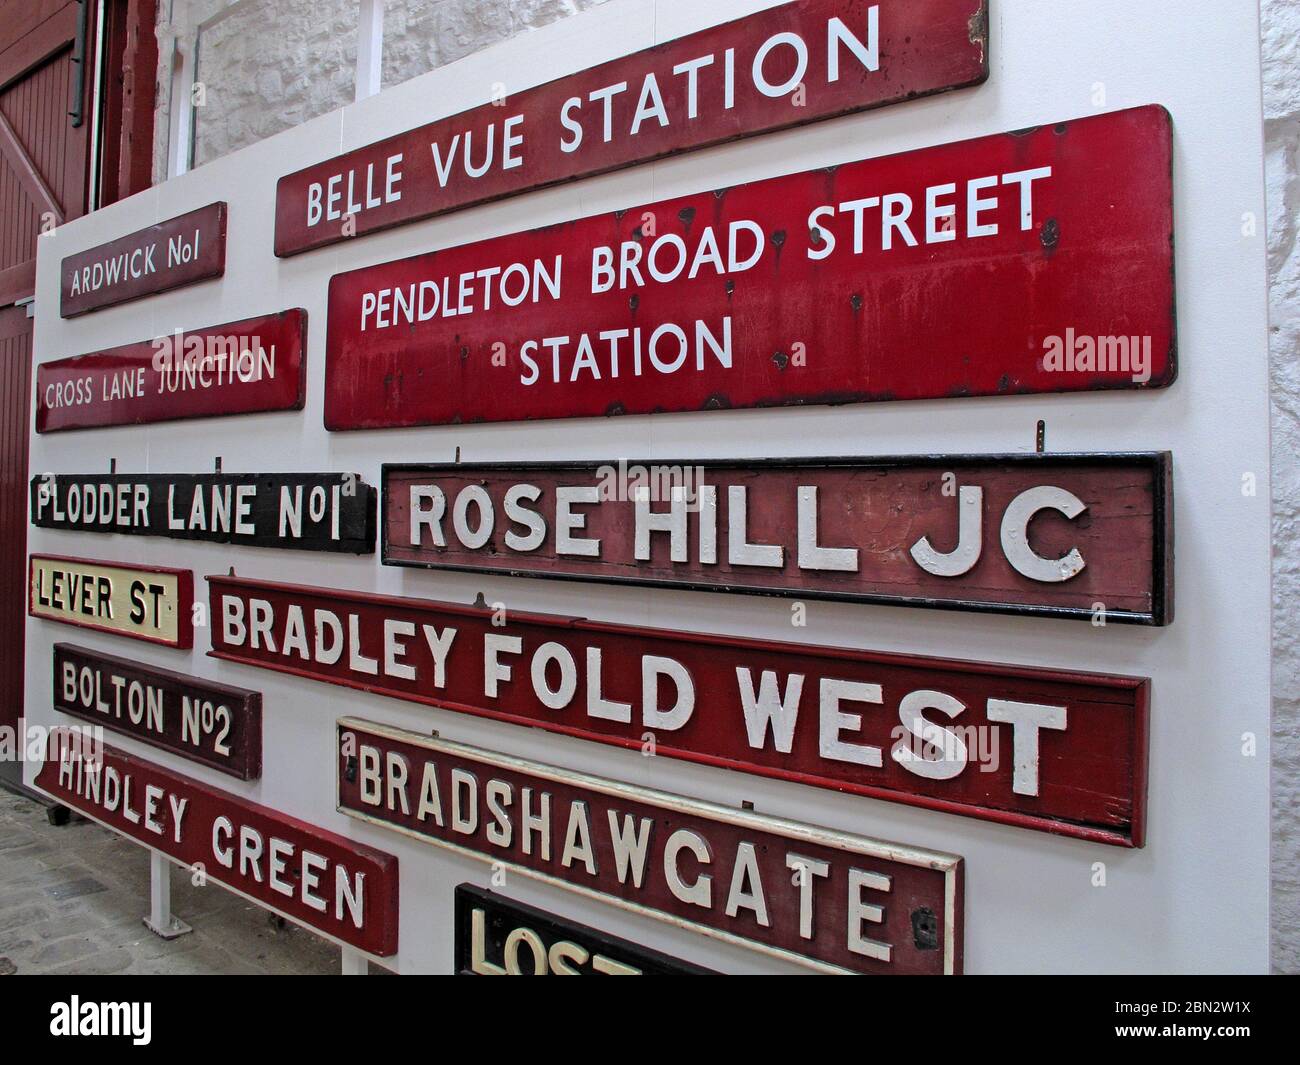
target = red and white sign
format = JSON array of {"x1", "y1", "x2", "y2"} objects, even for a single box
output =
[
  {"x1": 323, "y1": 105, "x2": 1174, "y2": 430},
  {"x1": 36, "y1": 730, "x2": 399, "y2": 955},
  {"x1": 209, "y1": 575, "x2": 1150, "y2": 846},
  {"x1": 61, "y1": 203, "x2": 227, "y2": 317},
  {"x1": 275, "y1": 0, "x2": 988, "y2": 256},
  {"x1": 338, "y1": 718, "x2": 963, "y2": 974},
  {"x1": 35, "y1": 309, "x2": 307, "y2": 433},
  {"x1": 382, "y1": 453, "x2": 1174, "y2": 624}
]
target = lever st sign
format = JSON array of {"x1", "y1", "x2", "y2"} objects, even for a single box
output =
[{"x1": 323, "y1": 105, "x2": 1174, "y2": 430}]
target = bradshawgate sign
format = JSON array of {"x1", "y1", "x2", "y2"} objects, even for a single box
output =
[
  {"x1": 338, "y1": 717, "x2": 963, "y2": 974},
  {"x1": 275, "y1": 0, "x2": 989, "y2": 256},
  {"x1": 322, "y1": 105, "x2": 1175, "y2": 431}
]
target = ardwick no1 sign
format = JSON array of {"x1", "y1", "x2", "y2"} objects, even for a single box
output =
[
  {"x1": 33, "y1": 472, "x2": 376, "y2": 554},
  {"x1": 454, "y1": 885, "x2": 716, "y2": 975},
  {"x1": 37, "y1": 730, "x2": 398, "y2": 955},
  {"x1": 61, "y1": 203, "x2": 227, "y2": 317},
  {"x1": 35, "y1": 309, "x2": 307, "y2": 433},
  {"x1": 323, "y1": 105, "x2": 1175, "y2": 430},
  {"x1": 31, "y1": 556, "x2": 194, "y2": 649},
  {"x1": 339, "y1": 718, "x2": 963, "y2": 974},
  {"x1": 275, "y1": 0, "x2": 989, "y2": 255},
  {"x1": 209, "y1": 575, "x2": 1150, "y2": 845},
  {"x1": 53, "y1": 644, "x2": 262, "y2": 780},
  {"x1": 383, "y1": 453, "x2": 1174, "y2": 624}
]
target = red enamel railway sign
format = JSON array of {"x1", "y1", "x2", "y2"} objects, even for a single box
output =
[
  {"x1": 323, "y1": 105, "x2": 1174, "y2": 431},
  {"x1": 338, "y1": 718, "x2": 963, "y2": 974},
  {"x1": 36, "y1": 730, "x2": 398, "y2": 955},
  {"x1": 275, "y1": 0, "x2": 989, "y2": 256},
  {"x1": 52, "y1": 643, "x2": 262, "y2": 780},
  {"x1": 61, "y1": 202, "x2": 227, "y2": 317},
  {"x1": 35, "y1": 309, "x2": 307, "y2": 432},
  {"x1": 209, "y1": 575, "x2": 1149, "y2": 846},
  {"x1": 382, "y1": 453, "x2": 1174, "y2": 624}
]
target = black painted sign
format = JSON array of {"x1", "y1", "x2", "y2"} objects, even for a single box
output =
[
  {"x1": 454, "y1": 885, "x2": 715, "y2": 975},
  {"x1": 32, "y1": 472, "x2": 375, "y2": 554}
]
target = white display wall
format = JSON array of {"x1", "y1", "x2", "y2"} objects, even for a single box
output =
[{"x1": 27, "y1": 0, "x2": 1272, "y2": 973}]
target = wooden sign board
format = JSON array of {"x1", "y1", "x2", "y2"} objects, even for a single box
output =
[
  {"x1": 36, "y1": 730, "x2": 398, "y2": 955},
  {"x1": 275, "y1": 0, "x2": 989, "y2": 255},
  {"x1": 339, "y1": 718, "x2": 962, "y2": 974},
  {"x1": 323, "y1": 105, "x2": 1174, "y2": 431},
  {"x1": 33, "y1": 472, "x2": 376, "y2": 554},
  {"x1": 61, "y1": 203, "x2": 227, "y2": 317},
  {"x1": 454, "y1": 885, "x2": 716, "y2": 975},
  {"x1": 383, "y1": 453, "x2": 1174, "y2": 625},
  {"x1": 52, "y1": 643, "x2": 262, "y2": 780},
  {"x1": 35, "y1": 309, "x2": 307, "y2": 433},
  {"x1": 31, "y1": 555, "x2": 194, "y2": 649},
  {"x1": 208, "y1": 575, "x2": 1149, "y2": 846}
]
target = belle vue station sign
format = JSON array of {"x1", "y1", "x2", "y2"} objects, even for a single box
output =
[
  {"x1": 61, "y1": 203, "x2": 227, "y2": 317},
  {"x1": 53, "y1": 643, "x2": 262, "y2": 780},
  {"x1": 323, "y1": 104, "x2": 1174, "y2": 431},
  {"x1": 275, "y1": 0, "x2": 989, "y2": 255},
  {"x1": 209, "y1": 575, "x2": 1149, "y2": 846},
  {"x1": 383, "y1": 453, "x2": 1174, "y2": 625},
  {"x1": 37, "y1": 729, "x2": 398, "y2": 955},
  {"x1": 339, "y1": 718, "x2": 963, "y2": 974},
  {"x1": 32, "y1": 472, "x2": 376, "y2": 554},
  {"x1": 455, "y1": 884, "x2": 716, "y2": 975},
  {"x1": 31, "y1": 555, "x2": 194, "y2": 649},
  {"x1": 35, "y1": 308, "x2": 307, "y2": 433}
]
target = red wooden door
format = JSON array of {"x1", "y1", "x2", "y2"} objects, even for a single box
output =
[{"x1": 0, "y1": 0, "x2": 94, "y2": 789}]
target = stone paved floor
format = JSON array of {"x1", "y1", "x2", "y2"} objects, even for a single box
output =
[{"x1": 0, "y1": 788, "x2": 344, "y2": 975}]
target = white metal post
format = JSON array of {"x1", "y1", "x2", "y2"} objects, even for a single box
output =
[
  {"x1": 341, "y1": 947, "x2": 368, "y2": 975},
  {"x1": 355, "y1": 0, "x2": 385, "y2": 102},
  {"x1": 144, "y1": 851, "x2": 193, "y2": 939}
]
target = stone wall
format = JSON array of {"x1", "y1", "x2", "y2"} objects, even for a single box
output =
[
  {"x1": 1262, "y1": 0, "x2": 1299, "y2": 975},
  {"x1": 144, "y1": 0, "x2": 1299, "y2": 972},
  {"x1": 152, "y1": 0, "x2": 608, "y2": 178}
]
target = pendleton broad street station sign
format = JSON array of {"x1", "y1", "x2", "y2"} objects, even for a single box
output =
[{"x1": 323, "y1": 105, "x2": 1174, "y2": 430}]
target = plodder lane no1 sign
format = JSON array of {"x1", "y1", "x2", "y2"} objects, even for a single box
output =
[
  {"x1": 32, "y1": 472, "x2": 376, "y2": 554},
  {"x1": 275, "y1": 0, "x2": 989, "y2": 255},
  {"x1": 323, "y1": 105, "x2": 1175, "y2": 430},
  {"x1": 338, "y1": 718, "x2": 963, "y2": 974},
  {"x1": 207, "y1": 575, "x2": 1150, "y2": 846}
]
